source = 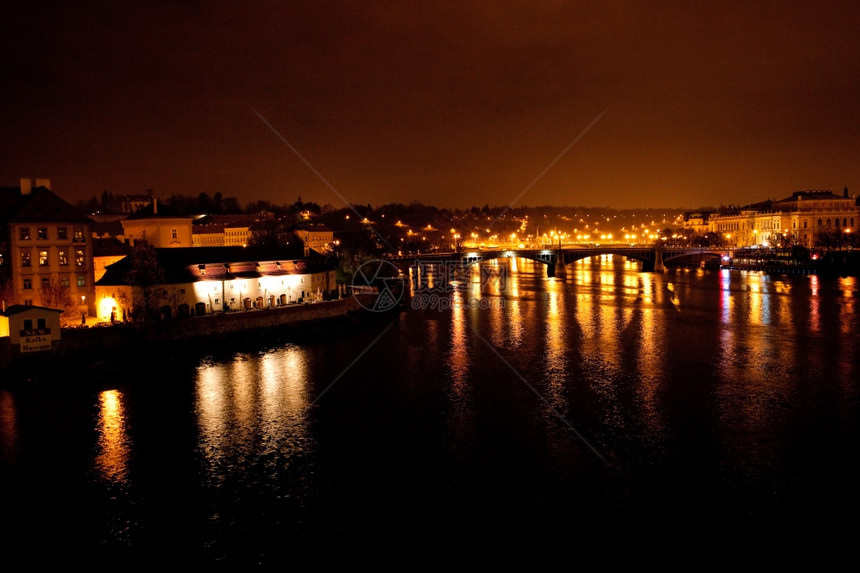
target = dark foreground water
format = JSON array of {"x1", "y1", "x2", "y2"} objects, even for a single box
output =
[{"x1": 1, "y1": 256, "x2": 858, "y2": 563}]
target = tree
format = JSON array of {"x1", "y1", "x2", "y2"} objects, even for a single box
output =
[
  {"x1": 0, "y1": 276, "x2": 15, "y2": 308},
  {"x1": 38, "y1": 280, "x2": 77, "y2": 325},
  {"x1": 123, "y1": 242, "x2": 164, "y2": 320}
]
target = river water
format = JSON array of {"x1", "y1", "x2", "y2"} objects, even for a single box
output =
[{"x1": 1, "y1": 255, "x2": 858, "y2": 563}]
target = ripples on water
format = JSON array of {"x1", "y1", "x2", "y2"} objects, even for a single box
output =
[{"x1": 1, "y1": 256, "x2": 858, "y2": 562}]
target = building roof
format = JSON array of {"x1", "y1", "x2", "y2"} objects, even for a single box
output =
[
  {"x1": 192, "y1": 223, "x2": 226, "y2": 233},
  {"x1": 777, "y1": 190, "x2": 847, "y2": 203},
  {"x1": 92, "y1": 237, "x2": 132, "y2": 257},
  {"x1": 92, "y1": 220, "x2": 125, "y2": 237},
  {"x1": 0, "y1": 186, "x2": 92, "y2": 224},
  {"x1": 1, "y1": 304, "x2": 65, "y2": 317}
]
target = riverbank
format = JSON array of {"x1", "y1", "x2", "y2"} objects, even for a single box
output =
[
  {"x1": 720, "y1": 249, "x2": 860, "y2": 276},
  {"x1": 1, "y1": 293, "x2": 399, "y2": 386}
]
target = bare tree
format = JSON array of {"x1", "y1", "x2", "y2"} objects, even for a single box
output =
[
  {"x1": 123, "y1": 242, "x2": 164, "y2": 320},
  {"x1": 38, "y1": 280, "x2": 77, "y2": 325}
]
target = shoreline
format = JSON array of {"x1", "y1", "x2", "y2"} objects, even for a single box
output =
[{"x1": 1, "y1": 293, "x2": 401, "y2": 388}]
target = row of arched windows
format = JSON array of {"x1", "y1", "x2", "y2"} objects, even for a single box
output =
[{"x1": 818, "y1": 217, "x2": 854, "y2": 228}]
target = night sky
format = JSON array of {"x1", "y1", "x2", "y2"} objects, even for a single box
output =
[{"x1": 3, "y1": 1, "x2": 860, "y2": 210}]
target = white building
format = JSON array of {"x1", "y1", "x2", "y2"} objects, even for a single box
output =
[
  {"x1": 689, "y1": 188, "x2": 859, "y2": 248},
  {"x1": 94, "y1": 245, "x2": 337, "y2": 322}
]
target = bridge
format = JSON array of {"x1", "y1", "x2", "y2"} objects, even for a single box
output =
[{"x1": 389, "y1": 245, "x2": 730, "y2": 275}]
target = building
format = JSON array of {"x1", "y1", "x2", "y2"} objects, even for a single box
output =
[
  {"x1": 289, "y1": 224, "x2": 335, "y2": 256},
  {"x1": 0, "y1": 178, "x2": 96, "y2": 322},
  {"x1": 92, "y1": 237, "x2": 131, "y2": 282},
  {"x1": 94, "y1": 245, "x2": 338, "y2": 322},
  {"x1": 120, "y1": 198, "x2": 193, "y2": 248},
  {"x1": 192, "y1": 222, "x2": 226, "y2": 247},
  {"x1": 0, "y1": 304, "x2": 64, "y2": 358},
  {"x1": 192, "y1": 214, "x2": 260, "y2": 247},
  {"x1": 687, "y1": 188, "x2": 859, "y2": 248}
]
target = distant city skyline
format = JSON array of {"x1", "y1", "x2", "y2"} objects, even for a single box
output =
[{"x1": 3, "y1": 2, "x2": 860, "y2": 210}]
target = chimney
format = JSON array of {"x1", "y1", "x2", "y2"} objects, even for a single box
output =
[
  {"x1": 34, "y1": 178, "x2": 51, "y2": 190},
  {"x1": 20, "y1": 178, "x2": 32, "y2": 195},
  {"x1": 153, "y1": 197, "x2": 158, "y2": 215},
  {"x1": 845, "y1": 186, "x2": 849, "y2": 198}
]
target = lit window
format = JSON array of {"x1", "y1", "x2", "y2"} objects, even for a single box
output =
[
  {"x1": 19, "y1": 227, "x2": 30, "y2": 240},
  {"x1": 39, "y1": 249, "x2": 49, "y2": 266},
  {"x1": 57, "y1": 227, "x2": 67, "y2": 240},
  {"x1": 21, "y1": 250, "x2": 31, "y2": 267},
  {"x1": 58, "y1": 248, "x2": 69, "y2": 266},
  {"x1": 73, "y1": 226, "x2": 85, "y2": 242},
  {"x1": 38, "y1": 227, "x2": 48, "y2": 240},
  {"x1": 75, "y1": 249, "x2": 85, "y2": 268}
]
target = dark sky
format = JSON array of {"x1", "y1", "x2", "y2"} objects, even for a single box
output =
[{"x1": 3, "y1": 1, "x2": 860, "y2": 210}]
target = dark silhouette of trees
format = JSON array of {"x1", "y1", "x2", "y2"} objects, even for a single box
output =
[
  {"x1": 123, "y1": 242, "x2": 164, "y2": 320},
  {"x1": 38, "y1": 280, "x2": 76, "y2": 325}
]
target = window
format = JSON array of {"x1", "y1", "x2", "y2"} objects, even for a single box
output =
[
  {"x1": 171, "y1": 228, "x2": 178, "y2": 239},
  {"x1": 39, "y1": 249, "x2": 49, "y2": 266},
  {"x1": 23, "y1": 319, "x2": 33, "y2": 330},
  {"x1": 60, "y1": 276, "x2": 70, "y2": 287},
  {"x1": 57, "y1": 227, "x2": 68, "y2": 240},
  {"x1": 21, "y1": 249, "x2": 31, "y2": 267},
  {"x1": 37, "y1": 227, "x2": 48, "y2": 240},
  {"x1": 75, "y1": 249, "x2": 85, "y2": 268},
  {"x1": 41, "y1": 277, "x2": 51, "y2": 288},
  {"x1": 19, "y1": 227, "x2": 30, "y2": 240},
  {"x1": 73, "y1": 226, "x2": 84, "y2": 243},
  {"x1": 58, "y1": 248, "x2": 69, "y2": 266},
  {"x1": 23, "y1": 278, "x2": 32, "y2": 289},
  {"x1": 24, "y1": 299, "x2": 33, "y2": 306},
  {"x1": 0, "y1": 253, "x2": 4, "y2": 267},
  {"x1": 77, "y1": 275, "x2": 86, "y2": 287},
  {"x1": 37, "y1": 318, "x2": 46, "y2": 330}
]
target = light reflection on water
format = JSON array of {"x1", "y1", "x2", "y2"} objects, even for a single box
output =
[
  {"x1": 94, "y1": 390, "x2": 132, "y2": 485},
  {"x1": 195, "y1": 345, "x2": 314, "y2": 487},
  {"x1": 1, "y1": 253, "x2": 859, "y2": 560}
]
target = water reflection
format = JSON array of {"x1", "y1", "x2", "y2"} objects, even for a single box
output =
[
  {"x1": 94, "y1": 389, "x2": 132, "y2": 485},
  {"x1": 0, "y1": 391, "x2": 18, "y2": 464},
  {"x1": 195, "y1": 346, "x2": 313, "y2": 485}
]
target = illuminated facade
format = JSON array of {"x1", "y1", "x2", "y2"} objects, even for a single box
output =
[
  {"x1": 0, "y1": 179, "x2": 95, "y2": 321},
  {"x1": 94, "y1": 246, "x2": 337, "y2": 322},
  {"x1": 192, "y1": 215, "x2": 259, "y2": 247},
  {"x1": 120, "y1": 199, "x2": 193, "y2": 248},
  {"x1": 290, "y1": 224, "x2": 334, "y2": 256},
  {"x1": 689, "y1": 189, "x2": 859, "y2": 248}
]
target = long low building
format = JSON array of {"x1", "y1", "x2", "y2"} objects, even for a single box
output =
[
  {"x1": 95, "y1": 245, "x2": 337, "y2": 323},
  {"x1": 686, "y1": 188, "x2": 859, "y2": 248}
]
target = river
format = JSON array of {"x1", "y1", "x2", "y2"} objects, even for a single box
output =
[{"x1": 1, "y1": 255, "x2": 858, "y2": 563}]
